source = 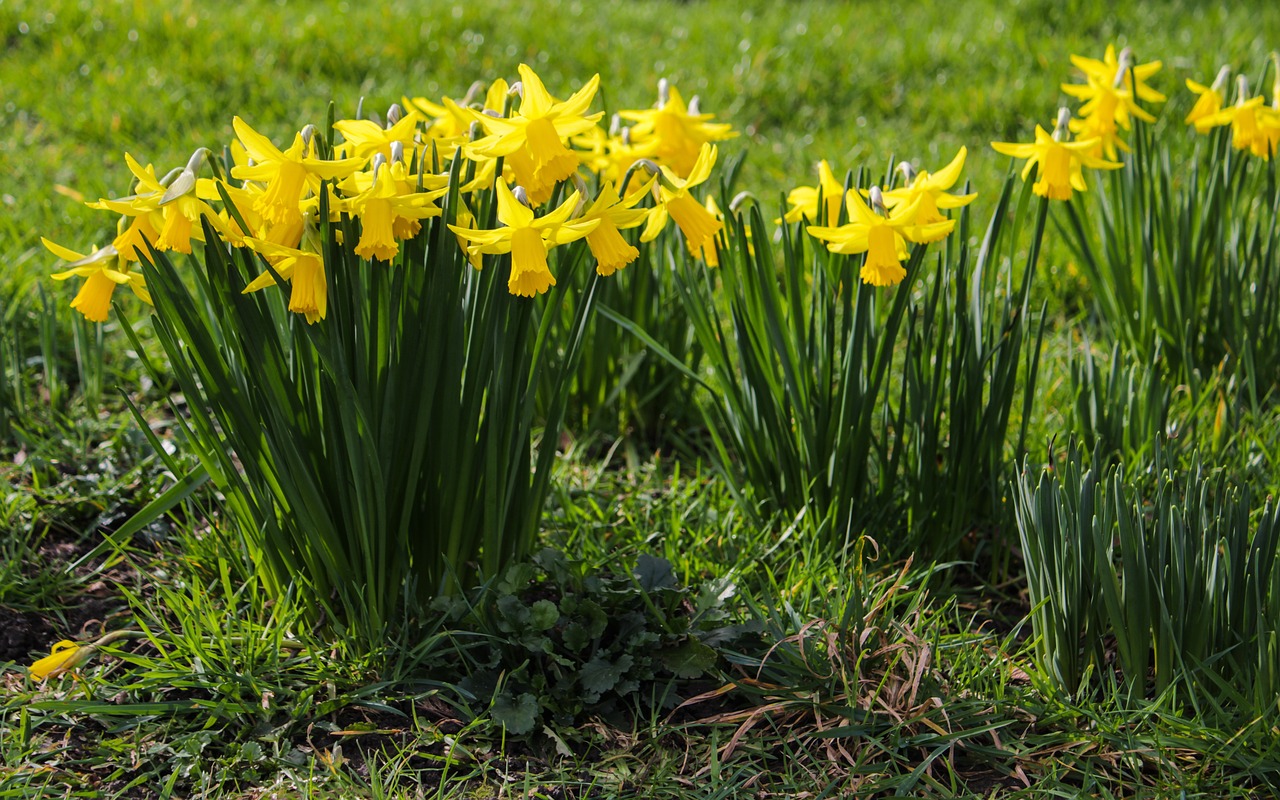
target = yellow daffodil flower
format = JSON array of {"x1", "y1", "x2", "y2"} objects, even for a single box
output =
[
  {"x1": 101, "y1": 150, "x2": 216, "y2": 255},
  {"x1": 991, "y1": 109, "x2": 1122, "y2": 201},
  {"x1": 807, "y1": 187, "x2": 949, "y2": 287},
  {"x1": 45, "y1": 239, "x2": 150, "y2": 322},
  {"x1": 573, "y1": 123, "x2": 660, "y2": 187},
  {"x1": 197, "y1": 178, "x2": 266, "y2": 248},
  {"x1": 640, "y1": 143, "x2": 724, "y2": 259},
  {"x1": 879, "y1": 148, "x2": 976, "y2": 241},
  {"x1": 448, "y1": 180, "x2": 599, "y2": 297},
  {"x1": 341, "y1": 158, "x2": 447, "y2": 262},
  {"x1": 1205, "y1": 76, "x2": 1272, "y2": 158},
  {"x1": 28, "y1": 640, "x2": 86, "y2": 681},
  {"x1": 1185, "y1": 65, "x2": 1232, "y2": 133},
  {"x1": 578, "y1": 177, "x2": 654, "y2": 276},
  {"x1": 619, "y1": 81, "x2": 737, "y2": 179},
  {"x1": 467, "y1": 65, "x2": 603, "y2": 196},
  {"x1": 1062, "y1": 48, "x2": 1157, "y2": 160},
  {"x1": 231, "y1": 117, "x2": 363, "y2": 228},
  {"x1": 405, "y1": 79, "x2": 506, "y2": 145},
  {"x1": 782, "y1": 160, "x2": 849, "y2": 225},
  {"x1": 243, "y1": 223, "x2": 329, "y2": 323},
  {"x1": 1070, "y1": 45, "x2": 1165, "y2": 106},
  {"x1": 333, "y1": 107, "x2": 421, "y2": 162}
]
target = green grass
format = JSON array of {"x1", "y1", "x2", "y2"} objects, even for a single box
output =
[{"x1": 5, "y1": 1, "x2": 1280, "y2": 797}]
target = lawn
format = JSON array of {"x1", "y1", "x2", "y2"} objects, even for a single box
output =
[{"x1": 3, "y1": 1, "x2": 1280, "y2": 797}]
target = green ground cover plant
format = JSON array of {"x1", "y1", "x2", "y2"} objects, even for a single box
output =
[{"x1": 5, "y1": 2, "x2": 1280, "y2": 798}]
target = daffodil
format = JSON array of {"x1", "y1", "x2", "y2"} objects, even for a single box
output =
[
  {"x1": 104, "y1": 149, "x2": 216, "y2": 255},
  {"x1": 640, "y1": 143, "x2": 723, "y2": 258},
  {"x1": 782, "y1": 160, "x2": 849, "y2": 225},
  {"x1": 197, "y1": 178, "x2": 266, "y2": 248},
  {"x1": 1070, "y1": 45, "x2": 1165, "y2": 107},
  {"x1": 467, "y1": 65, "x2": 603, "y2": 195},
  {"x1": 243, "y1": 222, "x2": 329, "y2": 323},
  {"x1": 991, "y1": 109, "x2": 1122, "y2": 201},
  {"x1": 619, "y1": 80, "x2": 737, "y2": 178},
  {"x1": 1062, "y1": 48, "x2": 1156, "y2": 159},
  {"x1": 86, "y1": 155, "x2": 171, "y2": 263},
  {"x1": 574, "y1": 122, "x2": 660, "y2": 187},
  {"x1": 333, "y1": 105, "x2": 421, "y2": 161},
  {"x1": 879, "y1": 148, "x2": 976, "y2": 241},
  {"x1": 1260, "y1": 53, "x2": 1280, "y2": 158},
  {"x1": 578, "y1": 177, "x2": 653, "y2": 276},
  {"x1": 340, "y1": 156, "x2": 446, "y2": 262},
  {"x1": 45, "y1": 238, "x2": 151, "y2": 323},
  {"x1": 231, "y1": 117, "x2": 362, "y2": 228},
  {"x1": 28, "y1": 640, "x2": 86, "y2": 681},
  {"x1": 1185, "y1": 65, "x2": 1232, "y2": 133},
  {"x1": 404, "y1": 79, "x2": 506, "y2": 145},
  {"x1": 807, "y1": 187, "x2": 948, "y2": 287},
  {"x1": 1206, "y1": 76, "x2": 1272, "y2": 158},
  {"x1": 448, "y1": 180, "x2": 599, "y2": 297}
]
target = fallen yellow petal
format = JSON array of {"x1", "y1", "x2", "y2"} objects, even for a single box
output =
[{"x1": 28, "y1": 640, "x2": 83, "y2": 681}]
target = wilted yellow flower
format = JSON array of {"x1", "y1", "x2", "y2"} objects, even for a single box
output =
[
  {"x1": 991, "y1": 109, "x2": 1122, "y2": 201},
  {"x1": 28, "y1": 640, "x2": 85, "y2": 681},
  {"x1": 448, "y1": 180, "x2": 599, "y2": 297}
]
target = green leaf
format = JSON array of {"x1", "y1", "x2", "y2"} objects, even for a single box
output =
[
  {"x1": 661, "y1": 639, "x2": 718, "y2": 679},
  {"x1": 580, "y1": 654, "x2": 634, "y2": 697},
  {"x1": 529, "y1": 599, "x2": 560, "y2": 631},
  {"x1": 634, "y1": 555, "x2": 676, "y2": 592},
  {"x1": 491, "y1": 692, "x2": 539, "y2": 735}
]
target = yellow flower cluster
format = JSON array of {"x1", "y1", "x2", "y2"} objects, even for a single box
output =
[
  {"x1": 1062, "y1": 44, "x2": 1165, "y2": 160},
  {"x1": 46, "y1": 65, "x2": 739, "y2": 322},
  {"x1": 1184, "y1": 53, "x2": 1280, "y2": 160},
  {"x1": 792, "y1": 149, "x2": 975, "y2": 286}
]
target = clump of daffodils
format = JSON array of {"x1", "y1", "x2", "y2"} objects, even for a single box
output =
[
  {"x1": 46, "y1": 66, "x2": 741, "y2": 324},
  {"x1": 797, "y1": 148, "x2": 975, "y2": 286},
  {"x1": 1185, "y1": 54, "x2": 1280, "y2": 160}
]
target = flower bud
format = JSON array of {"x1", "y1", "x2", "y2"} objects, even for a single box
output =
[
  {"x1": 869, "y1": 185, "x2": 887, "y2": 216},
  {"x1": 1053, "y1": 107, "x2": 1072, "y2": 141}
]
